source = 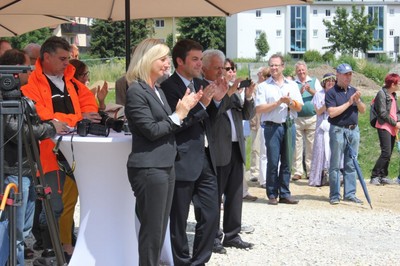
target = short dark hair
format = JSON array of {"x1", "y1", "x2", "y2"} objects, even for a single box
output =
[
  {"x1": 172, "y1": 39, "x2": 203, "y2": 68},
  {"x1": 69, "y1": 59, "x2": 87, "y2": 78},
  {"x1": 40, "y1": 36, "x2": 70, "y2": 61},
  {"x1": 268, "y1": 54, "x2": 285, "y2": 66},
  {"x1": 0, "y1": 48, "x2": 27, "y2": 65}
]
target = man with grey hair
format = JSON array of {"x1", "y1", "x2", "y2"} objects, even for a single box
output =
[
  {"x1": 292, "y1": 61, "x2": 323, "y2": 181},
  {"x1": 202, "y1": 49, "x2": 256, "y2": 254},
  {"x1": 24, "y1": 43, "x2": 41, "y2": 65}
]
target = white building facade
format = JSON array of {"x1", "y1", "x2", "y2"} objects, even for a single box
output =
[{"x1": 226, "y1": 0, "x2": 400, "y2": 60}]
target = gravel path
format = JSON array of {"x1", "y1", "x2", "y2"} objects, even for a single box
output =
[{"x1": 24, "y1": 177, "x2": 400, "y2": 266}]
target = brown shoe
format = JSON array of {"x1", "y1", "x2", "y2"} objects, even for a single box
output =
[
  {"x1": 243, "y1": 194, "x2": 258, "y2": 201},
  {"x1": 267, "y1": 198, "x2": 278, "y2": 205},
  {"x1": 279, "y1": 197, "x2": 299, "y2": 204},
  {"x1": 292, "y1": 174, "x2": 301, "y2": 181}
]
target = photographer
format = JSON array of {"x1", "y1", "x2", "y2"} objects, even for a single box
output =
[
  {"x1": 0, "y1": 49, "x2": 65, "y2": 266},
  {"x1": 21, "y1": 36, "x2": 99, "y2": 265}
]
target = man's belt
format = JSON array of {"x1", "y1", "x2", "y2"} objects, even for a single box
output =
[
  {"x1": 263, "y1": 121, "x2": 284, "y2": 126},
  {"x1": 337, "y1": 124, "x2": 357, "y2": 130}
]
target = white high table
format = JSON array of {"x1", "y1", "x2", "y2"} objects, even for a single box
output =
[{"x1": 58, "y1": 131, "x2": 173, "y2": 266}]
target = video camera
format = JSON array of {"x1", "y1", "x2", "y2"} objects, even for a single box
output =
[
  {"x1": 0, "y1": 65, "x2": 33, "y2": 100},
  {"x1": 76, "y1": 111, "x2": 124, "y2": 137}
]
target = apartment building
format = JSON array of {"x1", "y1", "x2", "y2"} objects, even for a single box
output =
[{"x1": 226, "y1": 0, "x2": 400, "y2": 60}]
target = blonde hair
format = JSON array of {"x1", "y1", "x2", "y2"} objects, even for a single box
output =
[{"x1": 125, "y1": 39, "x2": 170, "y2": 85}]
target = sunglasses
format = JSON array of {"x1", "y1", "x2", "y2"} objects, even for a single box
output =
[{"x1": 225, "y1": 67, "x2": 235, "y2": 71}]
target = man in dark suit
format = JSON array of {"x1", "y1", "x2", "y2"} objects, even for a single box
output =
[
  {"x1": 161, "y1": 39, "x2": 226, "y2": 265},
  {"x1": 201, "y1": 50, "x2": 256, "y2": 253}
]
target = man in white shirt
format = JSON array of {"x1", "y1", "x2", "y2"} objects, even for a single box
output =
[{"x1": 255, "y1": 54, "x2": 303, "y2": 205}]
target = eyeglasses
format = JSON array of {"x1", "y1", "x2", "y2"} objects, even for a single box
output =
[
  {"x1": 79, "y1": 71, "x2": 90, "y2": 78},
  {"x1": 225, "y1": 67, "x2": 235, "y2": 71},
  {"x1": 269, "y1": 64, "x2": 283, "y2": 68}
]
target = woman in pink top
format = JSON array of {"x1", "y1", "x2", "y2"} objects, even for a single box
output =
[{"x1": 370, "y1": 73, "x2": 400, "y2": 185}]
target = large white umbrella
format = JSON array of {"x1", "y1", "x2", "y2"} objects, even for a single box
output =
[
  {"x1": 0, "y1": 0, "x2": 311, "y2": 66},
  {"x1": 0, "y1": 0, "x2": 311, "y2": 20},
  {"x1": 0, "y1": 14, "x2": 71, "y2": 37}
]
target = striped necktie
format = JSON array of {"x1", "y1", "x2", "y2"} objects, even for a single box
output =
[{"x1": 188, "y1": 81, "x2": 195, "y2": 93}]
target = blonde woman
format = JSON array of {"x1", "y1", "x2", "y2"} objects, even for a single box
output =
[{"x1": 124, "y1": 39, "x2": 201, "y2": 265}]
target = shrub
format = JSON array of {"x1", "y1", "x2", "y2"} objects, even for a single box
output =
[
  {"x1": 283, "y1": 65, "x2": 295, "y2": 78},
  {"x1": 322, "y1": 51, "x2": 335, "y2": 64},
  {"x1": 303, "y1": 50, "x2": 323, "y2": 63},
  {"x1": 361, "y1": 62, "x2": 389, "y2": 85},
  {"x1": 375, "y1": 53, "x2": 393, "y2": 64},
  {"x1": 336, "y1": 54, "x2": 358, "y2": 71}
]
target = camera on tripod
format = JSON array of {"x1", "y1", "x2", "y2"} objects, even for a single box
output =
[
  {"x1": 0, "y1": 65, "x2": 33, "y2": 100},
  {"x1": 76, "y1": 111, "x2": 124, "y2": 137}
]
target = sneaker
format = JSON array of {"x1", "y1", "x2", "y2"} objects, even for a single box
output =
[
  {"x1": 370, "y1": 177, "x2": 381, "y2": 185},
  {"x1": 329, "y1": 198, "x2": 340, "y2": 205},
  {"x1": 380, "y1": 177, "x2": 393, "y2": 185},
  {"x1": 240, "y1": 224, "x2": 255, "y2": 234},
  {"x1": 249, "y1": 176, "x2": 258, "y2": 182},
  {"x1": 344, "y1": 197, "x2": 363, "y2": 204}
]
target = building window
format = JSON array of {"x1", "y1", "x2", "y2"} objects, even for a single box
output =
[
  {"x1": 276, "y1": 10, "x2": 281, "y2": 16},
  {"x1": 256, "y1": 10, "x2": 261, "y2": 17},
  {"x1": 313, "y1": 29, "x2": 318, "y2": 38},
  {"x1": 389, "y1": 9, "x2": 394, "y2": 15},
  {"x1": 390, "y1": 52, "x2": 394, "y2": 57},
  {"x1": 325, "y1": 30, "x2": 329, "y2": 38},
  {"x1": 390, "y1": 29, "x2": 394, "y2": 36},
  {"x1": 256, "y1": 30, "x2": 261, "y2": 39},
  {"x1": 369, "y1": 6, "x2": 384, "y2": 51},
  {"x1": 326, "y1": 10, "x2": 331, "y2": 17},
  {"x1": 276, "y1": 30, "x2": 282, "y2": 37},
  {"x1": 290, "y1": 6, "x2": 307, "y2": 52},
  {"x1": 155, "y1": 19, "x2": 165, "y2": 28},
  {"x1": 313, "y1": 9, "x2": 317, "y2": 15}
]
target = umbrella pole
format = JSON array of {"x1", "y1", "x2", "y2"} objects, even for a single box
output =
[{"x1": 125, "y1": 0, "x2": 131, "y2": 71}]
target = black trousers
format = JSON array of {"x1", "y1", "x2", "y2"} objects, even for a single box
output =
[
  {"x1": 371, "y1": 128, "x2": 395, "y2": 178},
  {"x1": 128, "y1": 167, "x2": 175, "y2": 266},
  {"x1": 169, "y1": 153, "x2": 219, "y2": 266},
  {"x1": 215, "y1": 142, "x2": 243, "y2": 243}
]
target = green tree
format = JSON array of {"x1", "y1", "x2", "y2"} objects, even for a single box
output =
[
  {"x1": 177, "y1": 17, "x2": 225, "y2": 53},
  {"x1": 165, "y1": 33, "x2": 174, "y2": 51},
  {"x1": 90, "y1": 19, "x2": 152, "y2": 58},
  {"x1": 323, "y1": 6, "x2": 378, "y2": 55},
  {"x1": 255, "y1": 31, "x2": 269, "y2": 61},
  {"x1": 6, "y1": 28, "x2": 52, "y2": 49}
]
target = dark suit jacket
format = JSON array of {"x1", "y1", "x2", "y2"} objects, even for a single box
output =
[
  {"x1": 115, "y1": 75, "x2": 128, "y2": 106},
  {"x1": 161, "y1": 72, "x2": 217, "y2": 181},
  {"x1": 207, "y1": 89, "x2": 255, "y2": 167},
  {"x1": 125, "y1": 80, "x2": 179, "y2": 168}
]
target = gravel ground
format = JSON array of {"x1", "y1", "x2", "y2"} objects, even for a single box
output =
[{"x1": 24, "y1": 174, "x2": 400, "y2": 266}]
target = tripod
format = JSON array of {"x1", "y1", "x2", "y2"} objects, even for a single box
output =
[{"x1": 0, "y1": 68, "x2": 66, "y2": 265}]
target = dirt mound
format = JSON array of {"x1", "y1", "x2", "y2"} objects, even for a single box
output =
[{"x1": 308, "y1": 64, "x2": 381, "y2": 97}]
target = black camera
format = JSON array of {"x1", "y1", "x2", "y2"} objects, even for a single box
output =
[
  {"x1": 0, "y1": 65, "x2": 33, "y2": 100},
  {"x1": 98, "y1": 111, "x2": 124, "y2": 132},
  {"x1": 77, "y1": 119, "x2": 110, "y2": 137},
  {"x1": 238, "y1": 78, "x2": 252, "y2": 89}
]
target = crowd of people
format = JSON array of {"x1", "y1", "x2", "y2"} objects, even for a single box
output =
[{"x1": 1, "y1": 35, "x2": 400, "y2": 266}]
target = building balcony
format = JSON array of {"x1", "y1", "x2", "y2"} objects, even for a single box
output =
[{"x1": 61, "y1": 23, "x2": 90, "y2": 34}]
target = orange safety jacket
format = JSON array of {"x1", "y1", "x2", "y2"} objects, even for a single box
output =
[{"x1": 21, "y1": 60, "x2": 98, "y2": 174}]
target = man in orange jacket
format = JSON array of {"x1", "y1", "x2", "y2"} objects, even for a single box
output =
[{"x1": 21, "y1": 36, "x2": 100, "y2": 265}]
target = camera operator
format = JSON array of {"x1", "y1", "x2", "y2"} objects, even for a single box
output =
[
  {"x1": 21, "y1": 36, "x2": 99, "y2": 265},
  {"x1": 0, "y1": 49, "x2": 66, "y2": 266}
]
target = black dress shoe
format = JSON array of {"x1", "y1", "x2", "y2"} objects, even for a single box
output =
[
  {"x1": 279, "y1": 197, "x2": 299, "y2": 204},
  {"x1": 212, "y1": 242, "x2": 227, "y2": 254},
  {"x1": 223, "y1": 237, "x2": 254, "y2": 250}
]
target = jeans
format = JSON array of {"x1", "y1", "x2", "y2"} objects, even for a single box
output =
[
  {"x1": 263, "y1": 122, "x2": 294, "y2": 199},
  {"x1": 3, "y1": 175, "x2": 36, "y2": 266},
  {"x1": 329, "y1": 125, "x2": 360, "y2": 201},
  {"x1": 371, "y1": 128, "x2": 395, "y2": 178}
]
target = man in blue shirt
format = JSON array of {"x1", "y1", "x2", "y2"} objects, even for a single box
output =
[{"x1": 325, "y1": 63, "x2": 366, "y2": 205}]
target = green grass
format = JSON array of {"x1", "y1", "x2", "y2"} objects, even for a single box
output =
[{"x1": 90, "y1": 60, "x2": 399, "y2": 180}]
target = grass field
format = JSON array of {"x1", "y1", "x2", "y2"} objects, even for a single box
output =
[{"x1": 96, "y1": 62, "x2": 399, "y2": 180}]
